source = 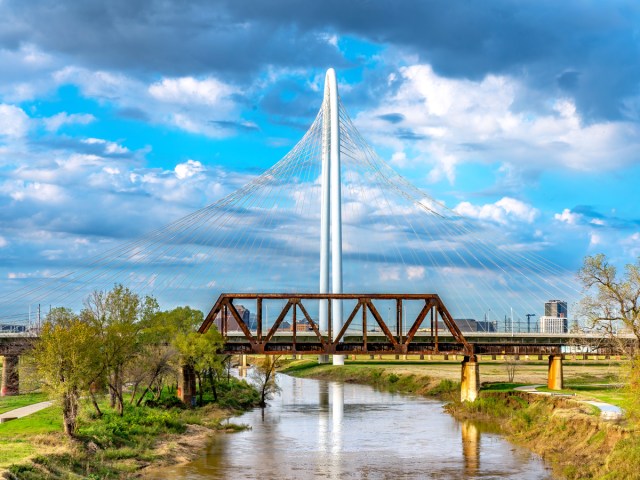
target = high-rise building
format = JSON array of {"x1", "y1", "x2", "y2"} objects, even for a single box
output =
[
  {"x1": 545, "y1": 300, "x2": 568, "y2": 318},
  {"x1": 540, "y1": 300, "x2": 568, "y2": 333}
]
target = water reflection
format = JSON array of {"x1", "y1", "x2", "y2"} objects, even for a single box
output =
[
  {"x1": 462, "y1": 421, "x2": 480, "y2": 476},
  {"x1": 331, "y1": 382, "x2": 343, "y2": 456},
  {"x1": 146, "y1": 373, "x2": 554, "y2": 479}
]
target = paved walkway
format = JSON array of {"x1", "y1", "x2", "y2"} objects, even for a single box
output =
[
  {"x1": 0, "y1": 401, "x2": 53, "y2": 422},
  {"x1": 514, "y1": 385, "x2": 623, "y2": 420}
]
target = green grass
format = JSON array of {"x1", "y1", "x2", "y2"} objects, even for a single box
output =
[
  {"x1": 481, "y1": 382, "x2": 528, "y2": 392},
  {"x1": 0, "y1": 440, "x2": 36, "y2": 468},
  {"x1": 0, "y1": 405, "x2": 62, "y2": 437},
  {"x1": 535, "y1": 384, "x2": 627, "y2": 407},
  {"x1": 0, "y1": 380, "x2": 261, "y2": 479},
  {"x1": 0, "y1": 393, "x2": 49, "y2": 415},
  {"x1": 281, "y1": 359, "x2": 460, "y2": 399}
]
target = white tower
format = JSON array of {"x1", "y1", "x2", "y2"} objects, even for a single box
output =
[{"x1": 319, "y1": 68, "x2": 344, "y2": 366}]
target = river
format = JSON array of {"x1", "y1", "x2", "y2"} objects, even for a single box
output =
[{"x1": 147, "y1": 372, "x2": 554, "y2": 479}]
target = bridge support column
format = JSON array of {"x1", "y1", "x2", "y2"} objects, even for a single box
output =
[
  {"x1": 318, "y1": 354, "x2": 330, "y2": 364},
  {"x1": 178, "y1": 364, "x2": 196, "y2": 407},
  {"x1": 547, "y1": 354, "x2": 564, "y2": 390},
  {"x1": 460, "y1": 356, "x2": 480, "y2": 402},
  {"x1": 1, "y1": 355, "x2": 19, "y2": 396},
  {"x1": 241, "y1": 354, "x2": 248, "y2": 368}
]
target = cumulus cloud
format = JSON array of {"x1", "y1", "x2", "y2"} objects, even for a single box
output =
[
  {"x1": 175, "y1": 160, "x2": 205, "y2": 180},
  {"x1": 455, "y1": 197, "x2": 538, "y2": 225},
  {"x1": 356, "y1": 64, "x2": 640, "y2": 183},
  {"x1": 52, "y1": 67, "x2": 249, "y2": 138},
  {"x1": 149, "y1": 77, "x2": 236, "y2": 107},
  {"x1": 0, "y1": 104, "x2": 30, "y2": 138},
  {"x1": 406, "y1": 265, "x2": 425, "y2": 280},
  {"x1": 554, "y1": 208, "x2": 581, "y2": 225}
]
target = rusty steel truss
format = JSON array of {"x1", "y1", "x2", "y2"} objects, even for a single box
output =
[{"x1": 199, "y1": 293, "x2": 474, "y2": 356}]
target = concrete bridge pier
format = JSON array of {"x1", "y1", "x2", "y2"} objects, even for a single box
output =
[
  {"x1": 547, "y1": 354, "x2": 564, "y2": 390},
  {"x1": 460, "y1": 356, "x2": 480, "y2": 402},
  {"x1": 178, "y1": 364, "x2": 197, "y2": 406},
  {"x1": 1, "y1": 355, "x2": 19, "y2": 396}
]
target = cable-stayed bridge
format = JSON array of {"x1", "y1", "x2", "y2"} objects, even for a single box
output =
[
  {"x1": 0, "y1": 69, "x2": 580, "y2": 331},
  {"x1": 0, "y1": 68, "x2": 601, "y2": 400}
]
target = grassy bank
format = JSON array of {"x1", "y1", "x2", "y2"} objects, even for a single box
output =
[
  {"x1": 448, "y1": 392, "x2": 636, "y2": 480},
  {"x1": 0, "y1": 378, "x2": 259, "y2": 479},
  {"x1": 281, "y1": 359, "x2": 460, "y2": 399}
]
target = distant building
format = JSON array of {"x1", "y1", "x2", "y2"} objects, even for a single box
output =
[
  {"x1": 450, "y1": 319, "x2": 496, "y2": 333},
  {"x1": 545, "y1": 300, "x2": 568, "y2": 318},
  {"x1": 539, "y1": 300, "x2": 569, "y2": 333},
  {"x1": 475, "y1": 321, "x2": 497, "y2": 332},
  {"x1": 215, "y1": 304, "x2": 251, "y2": 331},
  {"x1": 289, "y1": 323, "x2": 312, "y2": 332}
]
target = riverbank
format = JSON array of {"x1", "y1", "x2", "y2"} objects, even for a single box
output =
[
  {"x1": 281, "y1": 358, "x2": 636, "y2": 480},
  {"x1": 0, "y1": 378, "x2": 259, "y2": 479}
]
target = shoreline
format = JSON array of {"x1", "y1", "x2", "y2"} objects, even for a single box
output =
[
  {"x1": 281, "y1": 359, "x2": 635, "y2": 480},
  {"x1": 0, "y1": 399, "x2": 255, "y2": 479}
]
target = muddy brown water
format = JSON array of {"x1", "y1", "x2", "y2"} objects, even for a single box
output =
[{"x1": 145, "y1": 373, "x2": 554, "y2": 479}]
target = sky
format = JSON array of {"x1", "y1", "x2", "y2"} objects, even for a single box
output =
[{"x1": 0, "y1": 0, "x2": 639, "y2": 320}]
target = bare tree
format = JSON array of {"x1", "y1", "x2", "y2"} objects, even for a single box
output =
[
  {"x1": 251, "y1": 355, "x2": 282, "y2": 408},
  {"x1": 504, "y1": 358, "x2": 518, "y2": 382},
  {"x1": 578, "y1": 254, "x2": 640, "y2": 358}
]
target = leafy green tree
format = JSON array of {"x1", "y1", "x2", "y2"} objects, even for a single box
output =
[
  {"x1": 28, "y1": 308, "x2": 100, "y2": 436},
  {"x1": 82, "y1": 284, "x2": 159, "y2": 416},
  {"x1": 174, "y1": 328, "x2": 224, "y2": 404}
]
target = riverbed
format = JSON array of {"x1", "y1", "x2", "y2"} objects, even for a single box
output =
[{"x1": 146, "y1": 373, "x2": 554, "y2": 479}]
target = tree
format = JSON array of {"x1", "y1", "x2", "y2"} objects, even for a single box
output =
[
  {"x1": 578, "y1": 254, "x2": 640, "y2": 357},
  {"x1": 82, "y1": 284, "x2": 159, "y2": 416},
  {"x1": 173, "y1": 328, "x2": 224, "y2": 405},
  {"x1": 28, "y1": 308, "x2": 100, "y2": 436},
  {"x1": 250, "y1": 355, "x2": 281, "y2": 408},
  {"x1": 579, "y1": 254, "x2": 640, "y2": 423},
  {"x1": 503, "y1": 358, "x2": 518, "y2": 382}
]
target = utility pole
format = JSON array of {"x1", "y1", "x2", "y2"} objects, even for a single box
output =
[{"x1": 526, "y1": 313, "x2": 536, "y2": 333}]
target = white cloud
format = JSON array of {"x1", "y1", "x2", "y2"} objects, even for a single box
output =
[
  {"x1": 175, "y1": 160, "x2": 205, "y2": 180},
  {"x1": 554, "y1": 208, "x2": 581, "y2": 225},
  {"x1": 149, "y1": 76, "x2": 236, "y2": 106},
  {"x1": 406, "y1": 266, "x2": 425, "y2": 280},
  {"x1": 44, "y1": 112, "x2": 95, "y2": 132},
  {"x1": 0, "y1": 236, "x2": 7, "y2": 248},
  {"x1": 53, "y1": 68, "x2": 243, "y2": 137},
  {"x1": 454, "y1": 197, "x2": 538, "y2": 224},
  {"x1": 3, "y1": 180, "x2": 67, "y2": 203},
  {"x1": 82, "y1": 138, "x2": 129, "y2": 155},
  {"x1": 0, "y1": 104, "x2": 30, "y2": 138},
  {"x1": 356, "y1": 63, "x2": 640, "y2": 183}
]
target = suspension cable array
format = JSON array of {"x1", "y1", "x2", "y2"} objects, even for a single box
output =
[{"x1": 0, "y1": 78, "x2": 581, "y2": 329}]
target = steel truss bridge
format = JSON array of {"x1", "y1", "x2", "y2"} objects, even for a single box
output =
[{"x1": 199, "y1": 293, "x2": 633, "y2": 357}]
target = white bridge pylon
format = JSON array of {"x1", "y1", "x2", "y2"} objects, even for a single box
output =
[{"x1": 319, "y1": 68, "x2": 344, "y2": 366}]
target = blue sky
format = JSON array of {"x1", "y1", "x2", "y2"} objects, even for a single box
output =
[{"x1": 0, "y1": 0, "x2": 639, "y2": 320}]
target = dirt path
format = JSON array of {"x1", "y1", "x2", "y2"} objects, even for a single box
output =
[{"x1": 513, "y1": 385, "x2": 623, "y2": 419}]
